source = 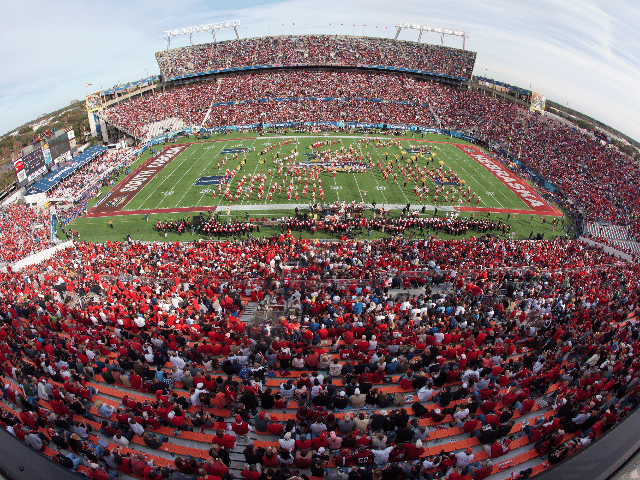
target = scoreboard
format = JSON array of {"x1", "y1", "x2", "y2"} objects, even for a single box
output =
[
  {"x1": 13, "y1": 127, "x2": 78, "y2": 185},
  {"x1": 49, "y1": 134, "x2": 71, "y2": 161}
]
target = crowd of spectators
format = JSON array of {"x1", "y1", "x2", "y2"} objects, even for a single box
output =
[
  {"x1": 0, "y1": 204, "x2": 53, "y2": 264},
  {"x1": 0, "y1": 235, "x2": 638, "y2": 480},
  {"x1": 155, "y1": 36, "x2": 476, "y2": 80},
  {"x1": 48, "y1": 150, "x2": 135, "y2": 201},
  {"x1": 99, "y1": 69, "x2": 640, "y2": 239},
  {"x1": 426, "y1": 84, "x2": 640, "y2": 238}
]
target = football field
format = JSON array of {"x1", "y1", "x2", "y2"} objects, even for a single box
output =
[
  {"x1": 92, "y1": 134, "x2": 550, "y2": 215},
  {"x1": 73, "y1": 131, "x2": 565, "y2": 243}
]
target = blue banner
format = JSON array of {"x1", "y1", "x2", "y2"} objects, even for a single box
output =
[{"x1": 165, "y1": 64, "x2": 468, "y2": 83}]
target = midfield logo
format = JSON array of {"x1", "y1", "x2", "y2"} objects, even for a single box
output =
[{"x1": 195, "y1": 176, "x2": 230, "y2": 186}]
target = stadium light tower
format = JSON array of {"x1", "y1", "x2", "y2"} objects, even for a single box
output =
[
  {"x1": 394, "y1": 21, "x2": 469, "y2": 50},
  {"x1": 164, "y1": 20, "x2": 241, "y2": 50}
]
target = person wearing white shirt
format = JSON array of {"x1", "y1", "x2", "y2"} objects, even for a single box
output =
[
  {"x1": 417, "y1": 385, "x2": 434, "y2": 402},
  {"x1": 170, "y1": 353, "x2": 186, "y2": 370},
  {"x1": 191, "y1": 383, "x2": 207, "y2": 407},
  {"x1": 455, "y1": 448, "x2": 475, "y2": 468},
  {"x1": 54, "y1": 359, "x2": 69, "y2": 371},
  {"x1": 279, "y1": 432, "x2": 296, "y2": 451},
  {"x1": 134, "y1": 316, "x2": 146, "y2": 328},
  {"x1": 113, "y1": 434, "x2": 129, "y2": 446},
  {"x1": 171, "y1": 366, "x2": 184, "y2": 383},
  {"x1": 171, "y1": 294, "x2": 180, "y2": 309},
  {"x1": 37, "y1": 380, "x2": 50, "y2": 401},
  {"x1": 144, "y1": 347, "x2": 154, "y2": 364},
  {"x1": 372, "y1": 446, "x2": 395, "y2": 465},
  {"x1": 453, "y1": 407, "x2": 470, "y2": 423},
  {"x1": 280, "y1": 381, "x2": 295, "y2": 398},
  {"x1": 129, "y1": 418, "x2": 145, "y2": 436},
  {"x1": 310, "y1": 373, "x2": 324, "y2": 385}
]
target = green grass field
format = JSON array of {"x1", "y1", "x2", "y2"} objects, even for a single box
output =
[
  {"x1": 122, "y1": 133, "x2": 527, "y2": 212},
  {"x1": 65, "y1": 131, "x2": 570, "y2": 243}
]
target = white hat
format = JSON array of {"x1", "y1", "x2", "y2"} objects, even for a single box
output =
[
  {"x1": 197, "y1": 383, "x2": 204, "y2": 389},
  {"x1": 354, "y1": 388, "x2": 360, "y2": 395},
  {"x1": 89, "y1": 463, "x2": 99, "y2": 469},
  {"x1": 318, "y1": 447, "x2": 326, "y2": 454}
]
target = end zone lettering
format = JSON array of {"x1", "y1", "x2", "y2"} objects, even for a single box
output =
[
  {"x1": 93, "y1": 145, "x2": 188, "y2": 213},
  {"x1": 119, "y1": 146, "x2": 185, "y2": 193},
  {"x1": 457, "y1": 145, "x2": 548, "y2": 210}
]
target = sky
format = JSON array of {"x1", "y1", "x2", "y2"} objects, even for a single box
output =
[{"x1": 1, "y1": 0, "x2": 639, "y2": 142}]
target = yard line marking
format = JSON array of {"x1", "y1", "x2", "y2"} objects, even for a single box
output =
[{"x1": 437, "y1": 145, "x2": 507, "y2": 210}]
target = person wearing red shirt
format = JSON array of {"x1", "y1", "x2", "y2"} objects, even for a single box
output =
[
  {"x1": 485, "y1": 439, "x2": 511, "y2": 458},
  {"x1": 143, "y1": 465, "x2": 163, "y2": 480},
  {"x1": 390, "y1": 443, "x2": 409, "y2": 463},
  {"x1": 459, "y1": 415, "x2": 481, "y2": 434},
  {"x1": 86, "y1": 463, "x2": 110, "y2": 480},
  {"x1": 447, "y1": 468, "x2": 470, "y2": 480},
  {"x1": 202, "y1": 459, "x2": 228, "y2": 477},
  {"x1": 520, "y1": 398, "x2": 536, "y2": 415},
  {"x1": 439, "y1": 453, "x2": 456, "y2": 471},
  {"x1": 353, "y1": 444, "x2": 373, "y2": 466},
  {"x1": 266, "y1": 416, "x2": 284, "y2": 435},
  {"x1": 211, "y1": 430, "x2": 236, "y2": 449},
  {"x1": 241, "y1": 465, "x2": 261, "y2": 480},
  {"x1": 480, "y1": 397, "x2": 497, "y2": 414},
  {"x1": 230, "y1": 414, "x2": 252, "y2": 436},
  {"x1": 312, "y1": 432, "x2": 330, "y2": 450},
  {"x1": 344, "y1": 330, "x2": 355, "y2": 344},
  {"x1": 335, "y1": 448, "x2": 353, "y2": 467},
  {"x1": 295, "y1": 434, "x2": 312, "y2": 450},
  {"x1": 469, "y1": 460, "x2": 493, "y2": 480}
]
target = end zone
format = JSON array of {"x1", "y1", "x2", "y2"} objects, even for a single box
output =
[
  {"x1": 456, "y1": 144, "x2": 560, "y2": 216},
  {"x1": 87, "y1": 145, "x2": 188, "y2": 216}
]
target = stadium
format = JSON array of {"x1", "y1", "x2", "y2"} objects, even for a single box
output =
[{"x1": 0, "y1": 13, "x2": 640, "y2": 480}]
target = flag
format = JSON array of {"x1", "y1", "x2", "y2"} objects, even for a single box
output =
[{"x1": 85, "y1": 83, "x2": 92, "y2": 88}]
